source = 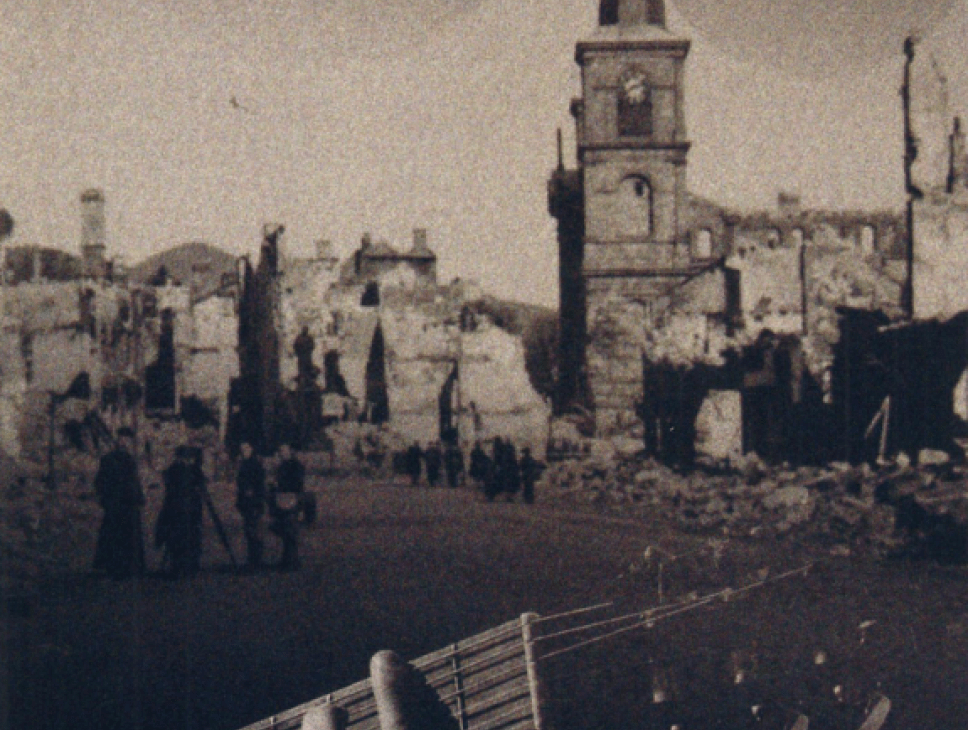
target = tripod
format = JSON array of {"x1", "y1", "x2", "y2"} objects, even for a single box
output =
[{"x1": 198, "y1": 477, "x2": 238, "y2": 568}]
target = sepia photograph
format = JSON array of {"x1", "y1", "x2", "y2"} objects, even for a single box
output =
[{"x1": 3, "y1": 1, "x2": 968, "y2": 728}]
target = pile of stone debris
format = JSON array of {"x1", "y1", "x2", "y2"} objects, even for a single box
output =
[
  {"x1": 0, "y1": 455, "x2": 103, "y2": 587},
  {"x1": 539, "y1": 440, "x2": 968, "y2": 562}
]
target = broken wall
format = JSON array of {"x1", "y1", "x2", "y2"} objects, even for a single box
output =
[{"x1": 279, "y1": 257, "x2": 341, "y2": 387}]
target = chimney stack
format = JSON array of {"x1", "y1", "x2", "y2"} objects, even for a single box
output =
[
  {"x1": 777, "y1": 191, "x2": 801, "y2": 219},
  {"x1": 80, "y1": 188, "x2": 107, "y2": 279},
  {"x1": 412, "y1": 228, "x2": 428, "y2": 253}
]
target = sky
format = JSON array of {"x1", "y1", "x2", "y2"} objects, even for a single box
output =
[{"x1": 2, "y1": 0, "x2": 968, "y2": 307}]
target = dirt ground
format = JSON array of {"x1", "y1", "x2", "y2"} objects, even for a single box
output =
[{"x1": 3, "y1": 473, "x2": 968, "y2": 730}]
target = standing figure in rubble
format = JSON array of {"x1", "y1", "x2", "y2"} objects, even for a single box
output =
[
  {"x1": 236, "y1": 441, "x2": 266, "y2": 570},
  {"x1": 444, "y1": 441, "x2": 464, "y2": 489},
  {"x1": 405, "y1": 442, "x2": 423, "y2": 487},
  {"x1": 424, "y1": 441, "x2": 443, "y2": 487},
  {"x1": 484, "y1": 438, "x2": 505, "y2": 502},
  {"x1": 93, "y1": 428, "x2": 145, "y2": 579},
  {"x1": 502, "y1": 439, "x2": 521, "y2": 502},
  {"x1": 469, "y1": 440, "x2": 489, "y2": 492},
  {"x1": 518, "y1": 447, "x2": 544, "y2": 505},
  {"x1": 271, "y1": 443, "x2": 305, "y2": 571},
  {"x1": 156, "y1": 446, "x2": 206, "y2": 578}
]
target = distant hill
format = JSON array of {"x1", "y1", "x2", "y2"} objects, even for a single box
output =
[
  {"x1": 471, "y1": 295, "x2": 558, "y2": 401},
  {"x1": 129, "y1": 242, "x2": 237, "y2": 298}
]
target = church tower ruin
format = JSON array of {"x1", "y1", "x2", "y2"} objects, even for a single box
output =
[{"x1": 550, "y1": 0, "x2": 694, "y2": 434}]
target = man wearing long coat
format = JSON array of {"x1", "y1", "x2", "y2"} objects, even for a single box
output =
[
  {"x1": 236, "y1": 441, "x2": 266, "y2": 569},
  {"x1": 271, "y1": 444, "x2": 306, "y2": 571},
  {"x1": 156, "y1": 446, "x2": 206, "y2": 578},
  {"x1": 93, "y1": 429, "x2": 145, "y2": 579}
]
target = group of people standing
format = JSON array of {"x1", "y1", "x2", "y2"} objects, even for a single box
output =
[
  {"x1": 469, "y1": 437, "x2": 543, "y2": 504},
  {"x1": 92, "y1": 428, "x2": 307, "y2": 580},
  {"x1": 398, "y1": 438, "x2": 543, "y2": 504},
  {"x1": 402, "y1": 441, "x2": 465, "y2": 489},
  {"x1": 91, "y1": 426, "x2": 545, "y2": 581},
  {"x1": 235, "y1": 442, "x2": 306, "y2": 572}
]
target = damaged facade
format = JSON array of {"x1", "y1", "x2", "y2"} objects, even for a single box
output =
[
  {"x1": 549, "y1": 0, "x2": 965, "y2": 465},
  {"x1": 0, "y1": 189, "x2": 239, "y2": 462},
  {"x1": 234, "y1": 226, "x2": 550, "y2": 453}
]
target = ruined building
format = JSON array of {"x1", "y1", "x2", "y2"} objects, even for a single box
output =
[
  {"x1": 0, "y1": 190, "x2": 239, "y2": 461},
  {"x1": 235, "y1": 225, "x2": 551, "y2": 453},
  {"x1": 550, "y1": 0, "x2": 910, "y2": 449},
  {"x1": 549, "y1": 0, "x2": 713, "y2": 435}
]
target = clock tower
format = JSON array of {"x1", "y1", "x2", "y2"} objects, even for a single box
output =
[{"x1": 550, "y1": 0, "x2": 693, "y2": 434}]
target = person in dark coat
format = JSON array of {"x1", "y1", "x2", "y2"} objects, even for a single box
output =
[
  {"x1": 444, "y1": 442, "x2": 464, "y2": 489},
  {"x1": 235, "y1": 441, "x2": 266, "y2": 569},
  {"x1": 405, "y1": 442, "x2": 423, "y2": 487},
  {"x1": 502, "y1": 440, "x2": 521, "y2": 502},
  {"x1": 518, "y1": 447, "x2": 544, "y2": 505},
  {"x1": 484, "y1": 438, "x2": 504, "y2": 502},
  {"x1": 424, "y1": 442, "x2": 443, "y2": 487},
  {"x1": 156, "y1": 446, "x2": 206, "y2": 578},
  {"x1": 469, "y1": 441, "x2": 489, "y2": 491},
  {"x1": 93, "y1": 428, "x2": 145, "y2": 579},
  {"x1": 271, "y1": 443, "x2": 305, "y2": 571}
]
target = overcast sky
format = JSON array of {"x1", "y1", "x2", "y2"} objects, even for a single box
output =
[{"x1": 2, "y1": 0, "x2": 967, "y2": 307}]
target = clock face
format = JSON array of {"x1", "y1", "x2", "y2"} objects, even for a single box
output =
[
  {"x1": 623, "y1": 73, "x2": 648, "y2": 105},
  {"x1": 618, "y1": 67, "x2": 653, "y2": 137}
]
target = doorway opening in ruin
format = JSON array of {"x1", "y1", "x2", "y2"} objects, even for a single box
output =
[
  {"x1": 144, "y1": 308, "x2": 176, "y2": 410},
  {"x1": 323, "y1": 349, "x2": 349, "y2": 396},
  {"x1": 364, "y1": 321, "x2": 389, "y2": 424},
  {"x1": 362, "y1": 282, "x2": 380, "y2": 307},
  {"x1": 19, "y1": 333, "x2": 33, "y2": 383}
]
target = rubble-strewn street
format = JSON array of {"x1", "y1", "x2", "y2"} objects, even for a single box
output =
[
  {"x1": 539, "y1": 444, "x2": 968, "y2": 563},
  {"x1": 5, "y1": 474, "x2": 968, "y2": 730}
]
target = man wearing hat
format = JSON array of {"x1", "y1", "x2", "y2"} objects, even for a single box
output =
[
  {"x1": 155, "y1": 445, "x2": 206, "y2": 578},
  {"x1": 93, "y1": 428, "x2": 145, "y2": 579},
  {"x1": 235, "y1": 441, "x2": 266, "y2": 569}
]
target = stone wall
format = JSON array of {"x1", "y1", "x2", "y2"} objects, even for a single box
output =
[
  {"x1": 274, "y1": 249, "x2": 550, "y2": 448},
  {"x1": 913, "y1": 189, "x2": 968, "y2": 320}
]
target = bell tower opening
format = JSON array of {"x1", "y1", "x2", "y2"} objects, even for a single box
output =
[{"x1": 599, "y1": 0, "x2": 666, "y2": 27}]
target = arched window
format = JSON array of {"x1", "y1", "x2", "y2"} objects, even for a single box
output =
[
  {"x1": 692, "y1": 229, "x2": 713, "y2": 259},
  {"x1": 766, "y1": 228, "x2": 781, "y2": 250},
  {"x1": 859, "y1": 225, "x2": 875, "y2": 255},
  {"x1": 617, "y1": 175, "x2": 653, "y2": 238}
]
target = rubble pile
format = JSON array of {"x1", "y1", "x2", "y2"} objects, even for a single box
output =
[
  {"x1": 0, "y1": 456, "x2": 102, "y2": 586},
  {"x1": 539, "y1": 445, "x2": 968, "y2": 560}
]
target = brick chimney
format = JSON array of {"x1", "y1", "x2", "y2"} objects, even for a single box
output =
[{"x1": 411, "y1": 228, "x2": 429, "y2": 253}]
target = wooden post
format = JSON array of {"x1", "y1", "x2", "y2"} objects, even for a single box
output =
[
  {"x1": 879, "y1": 396, "x2": 891, "y2": 462},
  {"x1": 302, "y1": 702, "x2": 348, "y2": 730},
  {"x1": 450, "y1": 645, "x2": 467, "y2": 730},
  {"x1": 521, "y1": 612, "x2": 547, "y2": 730},
  {"x1": 370, "y1": 650, "x2": 457, "y2": 730}
]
